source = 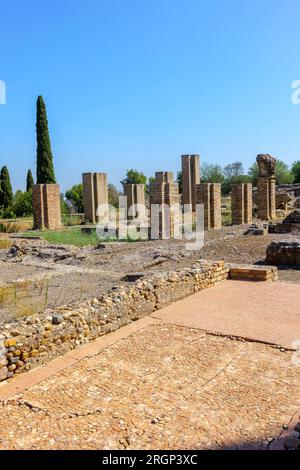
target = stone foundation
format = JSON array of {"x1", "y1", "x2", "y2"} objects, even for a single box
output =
[
  {"x1": 266, "y1": 241, "x2": 300, "y2": 266},
  {"x1": 0, "y1": 259, "x2": 279, "y2": 382},
  {"x1": 32, "y1": 184, "x2": 61, "y2": 230},
  {"x1": 196, "y1": 183, "x2": 221, "y2": 229}
]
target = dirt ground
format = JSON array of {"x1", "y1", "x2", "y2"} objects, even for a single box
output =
[{"x1": 1, "y1": 223, "x2": 300, "y2": 323}]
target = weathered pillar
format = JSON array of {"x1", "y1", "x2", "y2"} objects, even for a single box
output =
[
  {"x1": 256, "y1": 154, "x2": 277, "y2": 221},
  {"x1": 149, "y1": 172, "x2": 179, "y2": 239},
  {"x1": 196, "y1": 183, "x2": 221, "y2": 230},
  {"x1": 82, "y1": 172, "x2": 108, "y2": 223},
  {"x1": 124, "y1": 183, "x2": 146, "y2": 220},
  {"x1": 33, "y1": 184, "x2": 61, "y2": 230},
  {"x1": 181, "y1": 154, "x2": 200, "y2": 211},
  {"x1": 231, "y1": 183, "x2": 253, "y2": 225}
]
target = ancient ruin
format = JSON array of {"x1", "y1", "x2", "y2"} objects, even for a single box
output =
[
  {"x1": 149, "y1": 172, "x2": 179, "y2": 239},
  {"x1": 256, "y1": 154, "x2": 277, "y2": 221},
  {"x1": 124, "y1": 183, "x2": 146, "y2": 220},
  {"x1": 231, "y1": 183, "x2": 253, "y2": 225},
  {"x1": 196, "y1": 183, "x2": 221, "y2": 229},
  {"x1": 266, "y1": 241, "x2": 300, "y2": 267},
  {"x1": 82, "y1": 172, "x2": 108, "y2": 224},
  {"x1": 32, "y1": 184, "x2": 61, "y2": 230},
  {"x1": 181, "y1": 154, "x2": 200, "y2": 211}
]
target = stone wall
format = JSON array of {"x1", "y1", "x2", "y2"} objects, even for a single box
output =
[
  {"x1": 82, "y1": 173, "x2": 108, "y2": 224},
  {"x1": 266, "y1": 241, "x2": 300, "y2": 266},
  {"x1": 231, "y1": 183, "x2": 253, "y2": 225},
  {"x1": 32, "y1": 184, "x2": 61, "y2": 230},
  {"x1": 181, "y1": 154, "x2": 200, "y2": 211},
  {"x1": 0, "y1": 259, "x2": 279, "y2": 382},
  {"x1": 0, "y1": 261, "x2": 229, "y2": 381},
  {"x1": 196, "y1": 183, "x2": 221, "y2": 229}
]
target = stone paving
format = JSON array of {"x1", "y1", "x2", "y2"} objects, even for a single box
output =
[{"x1": 0, "y1": 320, "x2": 299, "y2": 450}]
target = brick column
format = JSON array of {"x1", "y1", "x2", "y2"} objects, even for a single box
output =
[
  {"x1": 149, "y1": 172, "x2": 179, "y2": 239},
  {"x1": 124, "y1": 183, "x2": 146, "y2": 220},
  {"x1": 196, "y1": 183, "x2": 221, "y2": 230},
  {"x1": 181, "y1": 154, "x2": 200, "y2": 211},
  {"x1": 82, "y1": 173, "x2": 108, "y2": 224},
  {"x1": 33, "y1": 184, "x2": 61, "y2": 230},
  {"x1": 244, "y1": 183, "x2": 253, "y2": 223},
  {"x1": 257, "y1": 177, "x2": 275, "y2": 221},
  {"x1": 231, "y1": 183, "x2": 253, "y2": 225}
]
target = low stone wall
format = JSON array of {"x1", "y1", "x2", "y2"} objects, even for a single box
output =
[
  {"x1": 0, "y1": 259, "x2": 279, "y2": 382},
  {"x1": 266, "y1": 241, "x2": 300, "y2": 266},
  {"x1": 0, "y1": 260, "x2": 229, "y2": 382}
]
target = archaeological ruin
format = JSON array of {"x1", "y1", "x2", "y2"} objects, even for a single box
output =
[
  {"x1": 256, "y1": 154, "x2": 277, "y2": 221},
  {"x1": 32, "y1": 183, "x2": 61, "y2": 230},
  {"x1": 196, "y1": 183, "x2": 221, "y2": 230},
  {"x1": 124, "y1": 183, "x2": 146, "y2": 220},
  {"x1": 149, "y1": 171, "x2": 180, "y2": 239},
  {"x1": 181, "y1": 154, "x2": 200, "y2": 211},
  {"x1": 231, "y1": 183, "x2": 253, "y2": 225},
  {"x1": 82, "y1": 172, "x2": 108, "y2": 224}
]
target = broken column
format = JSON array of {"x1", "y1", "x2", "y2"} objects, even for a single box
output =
[
  {"x1": 256, "y1": 154, "x2": 276, "y2": 221},
  {"x1": 82, "y1": 172, "x2": 108, "y2": 224},
  {"x1": 196, "y1": 183, "x2": 221, "y2": 230},
  {"x1": 181, "y1": 154, "x2": 200, "y2": 211},
  {"x1": 32, "y1": 184, "x2": 61, "y2": 230},
  {"x1": 231, "y1": 183, "x2": 253, "y2": 225},
  {"x1": 149, "y1": 172, "x2": 179, "y2": 238},
  {"x1": 124, "y1": 183, "x2": 146, "y2": 220}
]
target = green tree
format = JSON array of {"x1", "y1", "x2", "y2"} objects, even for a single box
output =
[
  {"x1": 222, "y1": 174, "x2": 252, "y2": 195},
  {"x1": 26, "y1": 169, "x2": 34, "y2": 192},
  {"x1": 201, "y1": 162, "x2": 225, "y2": 183},
  {"x1": 36, "y1": 95, "x2": 56, "y2": 184},
  {"x1": 176, "y1": 170, "x2": 183, "y2": 193},
  {"x1": 120, "y1": 169, "x2": 147, "y2": 191},
  {"x1": 65, "y1": 183, "x2": 84, "y2": 213},
  {"x1": 108, "y1": 183, "x2": 120, "y2": 208},
  {"x1": 291, "y1": 161, "x2": 300, "y2": 183},
  {"x1": 0, "y1": 166, "x2": 13, "y2": 209},
  {"x1": 13, "y1": 190, "x2": 33, "y2": 217},
  {"x1": 248, "y1": 162, "x2": 259, "y2": 185},
  {"x1": 224, "y1": 162, "x2": 244, "y2": 178}
]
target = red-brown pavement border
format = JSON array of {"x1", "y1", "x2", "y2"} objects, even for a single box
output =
[
  {"x1": 150, "y1": 280, "x2": 300, "y2": 350},
  {"x1": 0, "y1": 316, "x2": 161, "y2": 401}
]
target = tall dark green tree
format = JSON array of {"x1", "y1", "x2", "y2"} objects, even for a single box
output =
[
  {"x1": 26, "y1": 169, "x2": 34, "y2": 191},
  {"x1": 0, "y1": 166, "x2": 13, "y2": 209},
  {"x1": 36, "y1": 95, "x2": 56, "y2": 184}
]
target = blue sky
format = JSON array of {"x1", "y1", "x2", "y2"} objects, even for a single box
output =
[{"x1": 1, "y1": 0, "x2": 300, "y2": 192}]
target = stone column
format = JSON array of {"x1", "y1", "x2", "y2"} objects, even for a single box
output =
[
  {"x1": 256, "y1": 154, "x2": 277, "y2": 221},
  {"x1": 244, "y1": 183, "x2": 253, "y2": 223},
  {"x1": 196, "y1": 183, "x2": 221, "y2": 230},
  {"x1": 181, "y1": 154, "x2": 200, "y2": 211},
  {"x1": 82, "y1": 173, "x2": 108, "y2": 224},
  {"x1": 149, "y1": 172, "x2": 179, "y2": 239},
  {"x1": 33, "y1": 184, "x2": 61, "y2": 230},
  {"x1": 124, "y1": 183, "x2": 146, "y2": 220},
  {"x1": 231, "y1": 183, "x2": 253, "y2": 225}
]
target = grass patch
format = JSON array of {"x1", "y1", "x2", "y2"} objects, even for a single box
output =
[
  {"x1": 25, "y1": 228, "x2": 105, "y2": 247},
  {"x1": 24, "y1": 228, "x2": 144, "y2": 247}
]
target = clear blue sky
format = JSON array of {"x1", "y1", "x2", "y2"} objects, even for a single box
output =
[{"x1": 1, "y1": 0, "x2": 300, "y2": 192}]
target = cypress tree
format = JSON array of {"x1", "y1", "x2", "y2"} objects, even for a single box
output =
[
  {"x1": 36, "y1": 95, "x2": 56, "y2": 184},
  {"x1": 26, "y1": 169, "x2": 34, "y2": 191},
  {"x1": 0, "y1": 166, "x2": 13, "y2": 209}
]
